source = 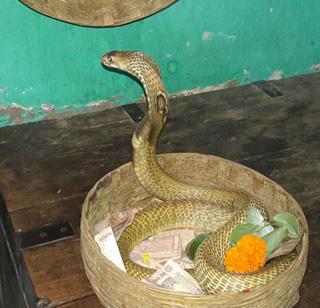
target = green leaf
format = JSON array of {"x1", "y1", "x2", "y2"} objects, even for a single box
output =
[
  {"x1": 272, "y1": 212, "x2": 300, "y2": 239},
  {"x1": 263, "y1": 226, "x2": 288, "y2": 257},
  {"x1": 266, "y1": 238, "x2": 300, "y2": 261},
  {"x1": 186, "y1": 233, "x2": 210, "y2": 261},
  {"x1": 246, "y1": 207, "x2": 265, "y2": 227},
  {"x1": 230, "y1": 223, "x2": 259, "y2": 246}
]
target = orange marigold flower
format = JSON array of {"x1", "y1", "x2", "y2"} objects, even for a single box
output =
[{"x1": 224, "y1": 234, "x2": 267, "y2": 274}]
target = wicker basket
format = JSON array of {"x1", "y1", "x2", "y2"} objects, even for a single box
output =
[
  {"x1": 20, "y1": 0, "x2": 176, "y2": 27},
  {"x1": 81, "y1": 153, "x2": 308, "y2": 308}
]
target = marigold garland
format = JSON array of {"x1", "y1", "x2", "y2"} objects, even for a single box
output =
[{"x1": 224, "y1": 234, "x2": 267, "y2": 274}]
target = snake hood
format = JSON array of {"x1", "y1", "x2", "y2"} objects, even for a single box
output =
[
  {"x1": 102, "y1": 51, "x2": 161, "y2": 77},
  {"x1": 102, "y1": 51, "x2": 169, "y2": 147},
  {"x1": 102, "y1": 51, "x2": 167, "y2": 112}
]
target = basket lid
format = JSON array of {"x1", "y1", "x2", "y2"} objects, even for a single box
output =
[{"x1": 19, "y1": 0, "x2": 176, "y2": 27}]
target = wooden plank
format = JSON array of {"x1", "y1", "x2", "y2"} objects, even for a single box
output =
[
  {"x1": 271, "y1": 72, "x2": 320, "y2": 95},
  {"x1": 240, "y1": 143, "x2": 320, "y2": 200},
  {"x1": 58, "y1": 295, "x2": 103, "y2": 308},
  {"x1": 0, "y1": 221, "x2": 29, "y2": 308},
  {"x1": 163, "y1": 75, "x2": 320, "y2": 165},
  {"x1": 24, "y1": 238, "x2": 93, "y2": 306},
  {"x1": 0, "y1": 108, "x2": 133, "y2": 212},
  {"x1": 11, "y1": 194, "x2": 85, "y2": 235}
]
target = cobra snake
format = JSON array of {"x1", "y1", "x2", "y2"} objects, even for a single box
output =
[{"x1": 101, "y1": 51, "x2": 296, "y2": 294}]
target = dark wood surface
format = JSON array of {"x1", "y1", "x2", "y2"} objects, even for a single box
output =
[
  {"x1": 0, "y1": 73, "x2": 319, "y2": 307},
  {"x1": 0, "y1": 219, "x2": 27, "y2": 308}
]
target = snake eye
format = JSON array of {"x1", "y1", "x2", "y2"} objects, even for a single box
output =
[{"x1": 107, "y1": 55, "x2": 112, "y2": 62}]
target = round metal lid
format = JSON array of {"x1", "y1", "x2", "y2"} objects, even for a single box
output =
[{"x1": 19, "y1": 0, "x2": 176, "y2": 27}]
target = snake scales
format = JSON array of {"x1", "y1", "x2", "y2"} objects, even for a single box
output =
[{"x1": 101, "y1": 51, "x2": 296, "y2": 294}]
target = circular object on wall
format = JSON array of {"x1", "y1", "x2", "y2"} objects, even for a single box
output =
[{"x1": 19, "y1": 0, "x2": 176, "y2": 27}]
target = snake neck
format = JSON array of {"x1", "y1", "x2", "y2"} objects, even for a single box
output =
[
  {"x1": 124, "y1": 52, "x2": 253, "y2": 208},
  {"x1": 129, "y1": 54, "x2": 168, "y2": 148},
  {"x1": 131, "y1": 68, "x2": 169, "y2": 194},
  {"x1": 131, "y1": 74, "x2": 245, "y2": 208}
]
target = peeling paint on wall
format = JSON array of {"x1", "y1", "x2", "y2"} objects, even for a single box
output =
[
  {"x1": 215, "y1": 32, "x2": 236, "y2": 41},
  {"x1": 0, "y1": 80, "x2": 243, "y2": 126},
  {"x1": 85, "y1": 98, "x2": 122, "y2": 110},
  {"x1": 0, "y1": 96, "x2": 124, "y2": 125},
  {"x1": 202, "y1": 31, "x2": 212, "y2": 41},
  {"x1": 171, "y1": 79, "x2": 240, "y2": 98},
  {"x1": 202, "y1": 31, "x2": 236, "y2": 41},
  {"x1": 310, "y1": 64, "x2": 320, "y2": 72},
  {"x1": 0, "y1": 103, "x2": 36, "y2": 124},
  {"x1": 269, "y1": 70, "x2": 283, "y2": 80},
  {"x1": 41, "y1": 104, "x2": 56, "y2": 112}
]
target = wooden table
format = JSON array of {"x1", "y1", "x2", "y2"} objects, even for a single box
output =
[{"x1": 0, "y1": 73, "x2": 319, "y2": 307}]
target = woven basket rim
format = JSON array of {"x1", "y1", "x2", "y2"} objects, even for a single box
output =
[{"x1": 81, "y1": 152, "x2": 308, "y2": 303}]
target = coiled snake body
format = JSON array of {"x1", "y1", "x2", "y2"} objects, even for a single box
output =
[{"x1": 101, "y1": 51, "x2": 295, "y2": 294}]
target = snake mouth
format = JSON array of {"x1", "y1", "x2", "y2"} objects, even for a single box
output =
[
  {"x1": 101, "y1": 53, "x2": 117, "y2": 68},
  {"x1": 102, "y1": 51, "x2": 125, "y2": 70},
  {"x1": 101, "y1": 59, "x2": 122, "y2": 72},
  {"x1": 106, "y1": 63, "x2": 118, "y2": 69}
]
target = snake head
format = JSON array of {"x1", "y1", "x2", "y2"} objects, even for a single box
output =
[
  {"x1": 102, "y1": 51, "x2": 131, "y2": 71},
  {"x1": 102, "y1": 50, "x2": 161, "y2": 77}
]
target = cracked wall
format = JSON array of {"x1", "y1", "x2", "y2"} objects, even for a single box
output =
[{"x1": 0, "y1": 0, "x2": 320, "y2": 126}]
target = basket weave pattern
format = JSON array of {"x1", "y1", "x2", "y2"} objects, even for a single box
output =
[{"x1": 81, "y1": 153, "x2": 308, "y2": 307}]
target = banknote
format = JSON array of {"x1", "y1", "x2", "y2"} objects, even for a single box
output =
[
  {"x1": 156, "y1": 229, "x2": 196, "y2": 250},
  {"x1": 93, "y1": 208, "x2": 204, "y2": 271},
  {"x1": 142, "y1": 259, "x2": 204, "y2": 294},
  {"x1": 130, "y1": 228, "x2": 198, "y2": 269},
  {"x1": 154, "y1": 229, "x2": 196, "y2": 269},
  {"x1": 94, "y1": 226, "x2": 126, "y2": 272},
  {"x1": 130, "y1": 234, "x2": 181, "y2": 269},
  {"x1": 92, "y1": 208, "x2": 142, "y2": 240}
]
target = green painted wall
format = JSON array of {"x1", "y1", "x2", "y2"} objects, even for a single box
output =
[{"x1": 0, "y1": 0, "x2": 319, "y2": 126}]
